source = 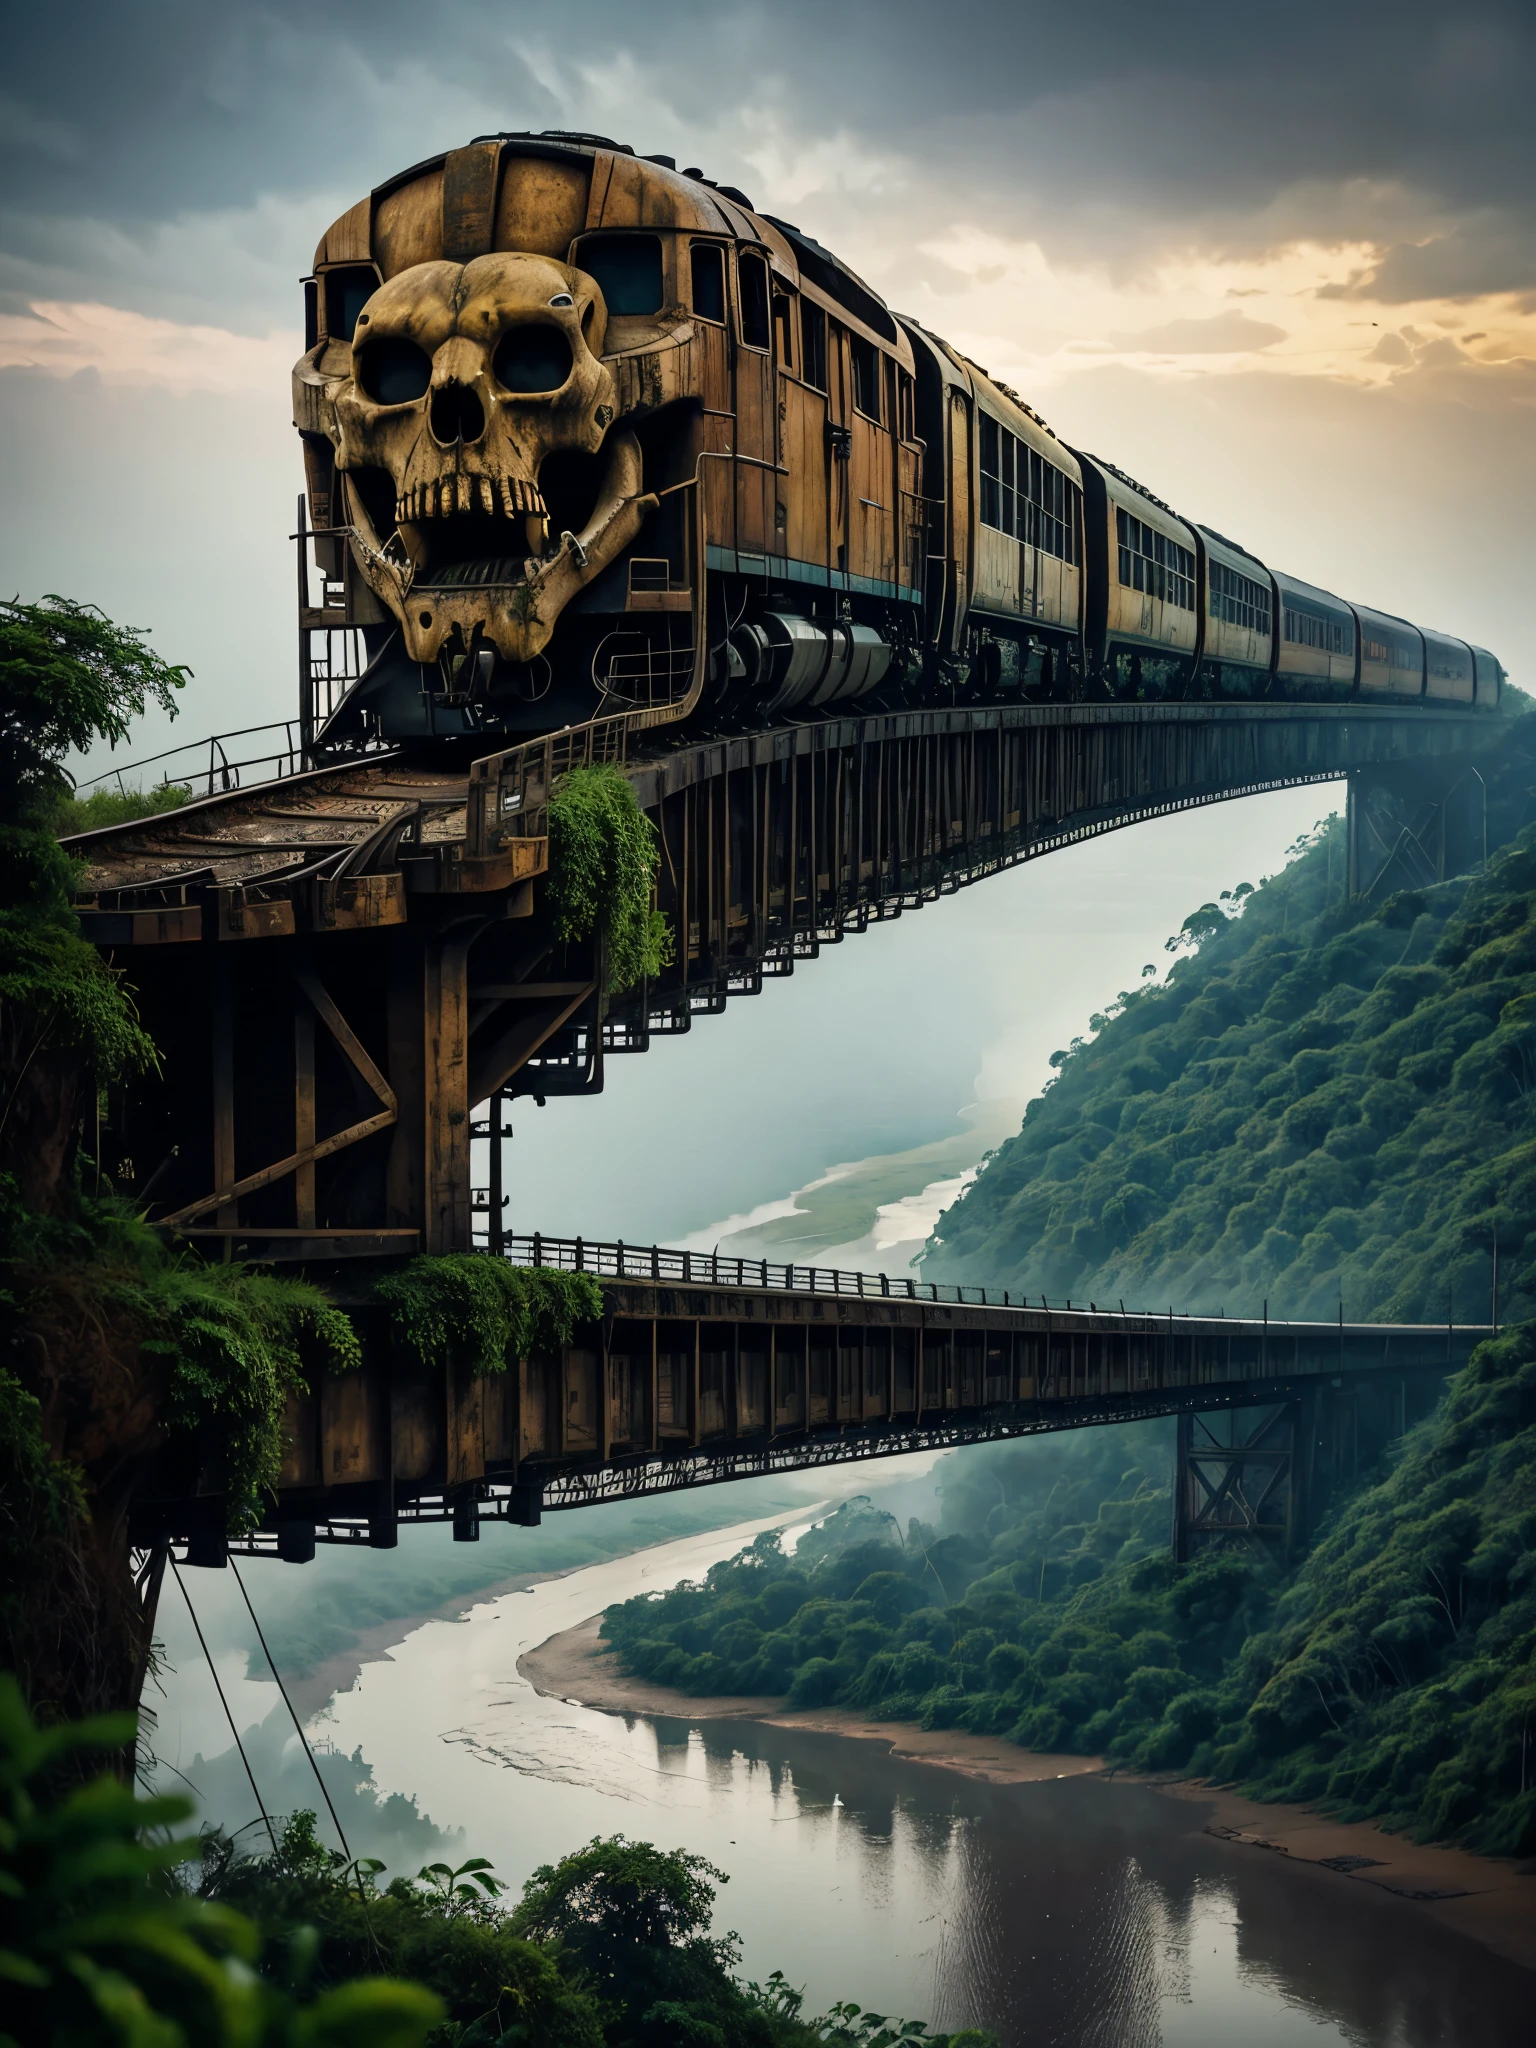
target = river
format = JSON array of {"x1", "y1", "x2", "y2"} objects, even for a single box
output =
[{"x1": 312, "y1": 1511, "x2": 1532, "y2": 2047}]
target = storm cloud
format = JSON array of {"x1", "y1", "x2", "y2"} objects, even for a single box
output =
[{"x1": 2, "y1": 1, "x2": 1533, "y2": 323}]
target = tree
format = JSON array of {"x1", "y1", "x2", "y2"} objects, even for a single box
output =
[
  {"x1": 0, "y1": 596, "x2": 187, "y2": 1210},
  {"x1": 0, "y1": 1675, "x2": 440, "y2": 2047},
  {"x1": 512, "y1": 1835, "x2": 725, "y2": 1960}
]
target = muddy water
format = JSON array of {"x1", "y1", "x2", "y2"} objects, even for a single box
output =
[{"x1": 314, "y1": 1515, "x2": 1531, "y2": 2046}]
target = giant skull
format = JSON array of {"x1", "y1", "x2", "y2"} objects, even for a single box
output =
[{"x1": 331, "y1": 252, "x2": 654, "y2": 670}]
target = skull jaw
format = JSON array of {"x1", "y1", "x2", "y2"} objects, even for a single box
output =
[{"x1": 346, "y1": 428, "x2": 655, "y2": 668}]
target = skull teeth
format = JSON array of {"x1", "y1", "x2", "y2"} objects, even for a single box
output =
[{"x1": 394, "y1": 475, "x2": 546, "y2": 525}]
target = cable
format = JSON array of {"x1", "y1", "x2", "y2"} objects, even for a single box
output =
[
  {"x1": 229, "y1": 1556, "x2": 352, "y2": 1861},
  {"x1": 170, "y1": 1557, "x2": 277, "y2": 1854}
]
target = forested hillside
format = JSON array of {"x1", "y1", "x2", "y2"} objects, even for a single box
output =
[
  {"x1": 603, "y1": 1323, "x2": 1536, "y2": 1854},
  {"x1": 923, "y1": 711, "x2": 1536, "y2": 1324},
  {"x1": 602, "y1": 713, "x2": 1536, "y2": 1859}
]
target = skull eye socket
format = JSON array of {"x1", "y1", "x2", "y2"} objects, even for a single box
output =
[
  {"x1": 493, "y1": 323, "x2": 574, "y2": 394},
  {"x1": 355, "y1": 336, "x2": 432, "y2": 406}
]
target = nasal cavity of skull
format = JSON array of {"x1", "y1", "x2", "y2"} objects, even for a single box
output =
[
  {"x1": 494, "y1": 323, "x2": 574, "y2": 394},
  {"x1": 430, "y1": 381, "x2": 487, "y2": 447},
  {"x1": 356, "y1": 337, "x2": 432, "y2": 406}
]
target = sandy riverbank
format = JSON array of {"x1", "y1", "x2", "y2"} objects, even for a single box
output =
[{"x1": 519, "y1": 1612, "x2": 1536, "y2": 1974}]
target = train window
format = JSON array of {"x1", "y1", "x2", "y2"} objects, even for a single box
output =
[
  {"x1": 773, "y1": 292, "x2": 794, "y2": 368},
  {"x1": 324, "y1": 266, "x2": 378, "y2": 343},
  {"x1": 898, "y1": 371, "x2": 915, "y2": 441},
  {"x1": 1209, "y1": 561, "x2": 1272, "y2": 636},
  {"x1": 1116, "y1": 508, "x2": 1195, "y2": 610},
  {"x1": 980, "y1": 415, "x2": 1001, "y2": 527},
  {"x1": 851, "y1": 334, "x2": 882, "y2": 420},
  {"x1": 1283, "y1": 607, "x2": 1348, "y2": 654},
  {"x1": 738, "y1": 251, "x2": 771, "y2": 349},
  {"x1": 690, "y1": 242, "x2": 726, "y2": 323},
  {"x1": 801, "y1": 302, "x2": 828, "y2": 391},
  {"x1": 577, "y1": 233, "x2": 664, "y2": 316},
  {"x1": 982, "y1": 414, "x2": 1078, "y2": 563}
]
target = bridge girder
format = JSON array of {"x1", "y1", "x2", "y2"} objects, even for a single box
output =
[
  {"x1": 128, "y1": 1242, "x2": 1484, "y2": 1562},
  {"x1": 73, "y1": 698, "x2": 1497, "y2": 1259}
]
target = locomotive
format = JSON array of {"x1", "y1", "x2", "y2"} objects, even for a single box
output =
[{"x1": 292, "y1": 132, "x2": 1504, "y2": 750}]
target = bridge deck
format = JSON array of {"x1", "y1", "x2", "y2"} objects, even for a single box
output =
[
  {"x1": 70, "y1": 697, "x2": 1496, "y2": 1259},
  {"x1": 134, "y1": 1235, "x2": 1487, "y2": 1562}
]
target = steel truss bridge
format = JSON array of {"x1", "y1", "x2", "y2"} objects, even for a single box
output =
[
  {"x1": 67, "y1": 690, "x2": 1502, "y2": 1565},
  {"x1": 134, "y1": 1232, "x2": 1482, "y2": 1569}
]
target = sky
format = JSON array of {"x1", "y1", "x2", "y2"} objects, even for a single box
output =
[{"x1": 2, "y1": 1, "x2": 1529, "y2": 1240}]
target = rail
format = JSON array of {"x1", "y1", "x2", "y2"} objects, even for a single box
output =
[{"x1": 501, "y1": 1230, "x2": 1307, "y2": 1322}]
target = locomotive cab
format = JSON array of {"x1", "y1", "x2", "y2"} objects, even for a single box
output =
[{"x1": 294, "y1": 133, "x2": 927, "y2": 752}]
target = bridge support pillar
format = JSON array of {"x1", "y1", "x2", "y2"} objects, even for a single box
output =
[
  {"x1": 1173, "y1": 1367, "x2": 1452, "y2": 1563},
  {"x1": 1172, "y1": 1404, "x2": 1299, "y2": 1562},
  {"x1": 1346, "y1": 758, "x2": 1487, "y2": 902},
  {"x1": 387, "y1": 929, "x2": 474, "y2": 1253}
]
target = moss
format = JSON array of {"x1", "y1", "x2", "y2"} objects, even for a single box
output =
[
  {"x1": 150, "y1": 1264, "x2": 361, "y2": 1531},
  {"x1": 375, "y1": 1253, "x2": 601, "y2": 1375},
  {"x1": 547, "y1": 763, "x2": 672, "y2": 993}
]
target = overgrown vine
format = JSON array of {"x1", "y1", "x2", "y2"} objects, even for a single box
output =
[{"x1": 547, "y1": 763, "x2": 672, "y2": 993}]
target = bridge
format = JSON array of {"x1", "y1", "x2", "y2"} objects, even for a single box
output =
[
  {"x1": 65, "y1": 676, "x2": 1501, "y2": 1591},
  {"x1": 128, "y1": 1232, "x2": 1483, "y2": 1570},
  {"x1": 70, "y1": 692, "x2": 1495, "y2": 1264}
]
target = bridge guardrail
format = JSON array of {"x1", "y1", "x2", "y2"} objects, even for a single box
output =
[
  {"x1": 501, "y1": 1230, "x2": 1295, "y2": 1321},
  {"x1": 72, "y1": 719, "x2": 314, "y2": 800}
]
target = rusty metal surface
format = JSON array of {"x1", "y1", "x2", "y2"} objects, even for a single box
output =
[
  {"x1": 61, "y1": 758, "x2": 552, "y2": 943},
  {"x1": 77, "y1": 697, "x2": 1494, "y2": 1268}
]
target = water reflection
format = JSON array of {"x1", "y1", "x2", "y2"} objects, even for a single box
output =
[{"x1": 318, "y1": 1521, "x2": 1531, "y2": 2047}]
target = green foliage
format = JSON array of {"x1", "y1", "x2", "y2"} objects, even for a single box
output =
[
  {"x1": 925, "y1": 713, "x2": 1536, "y2": 1327},
  {"x1": 0, "y1": 1676, "x2": 441, "y2": 2048},
  {"x1": 0, "y1": 911, "x2": 158, "y2": 1084},
  {"x1": 0, "y1": 595, "x2": 186, "y2": 918},
  {"x1": 0, "y1": 596, "x2": 188, "y2": 1127},
  {"x1": 2, "y1": 1180, "x2": 361, "y2": 1537},
  {"x1": 500, "y1": 1835, "x2": 980, "y2": 2048},
  {"x1": 547, "y1": 765, "x2": 672, "y2": 993},
  {"x1": 375, "y1": 1256, "x2": 601, "y2": 1376},
  {"x1": 53, "y1": 784, "x2": 192, "y2": 837},
  {"x1": 510, "y1": 1835, "x2": 726, "y2": 1959},
  {"x1": 2, "y1": 1686, "x2": 986, "y2": 2048},
  {"x1": 151, "y1": 1265, "x2": 360, "y2": 1534},
  {"x1": 0, "y1": 1369, "x2": 91, "y2": 1697},
  {"x1": 1203, "y1": 1323, "x2": 1536, "y2": 1848},
  {"x1": 204, "y1": 1813, "x2": 600, "y2": 2048}
]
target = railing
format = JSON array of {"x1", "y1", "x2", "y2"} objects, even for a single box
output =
[
  {"x1": 73, "y1": 720, "x2": 310, "y2": 800},
  {"x1": 499, "y1": 1230, "x2": 1276, "y2": 1321},
  {"x1": 466, "y1": 712, "x2": 633, "y2": 854}
]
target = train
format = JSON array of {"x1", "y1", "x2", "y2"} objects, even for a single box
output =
[{"x1": 292, "y1": 132, "x2": 1505, "y2": 750}]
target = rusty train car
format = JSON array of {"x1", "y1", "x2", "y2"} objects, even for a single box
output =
[{"x1": 293, "y1": 132, "x2": 1504, "y2": 748}]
